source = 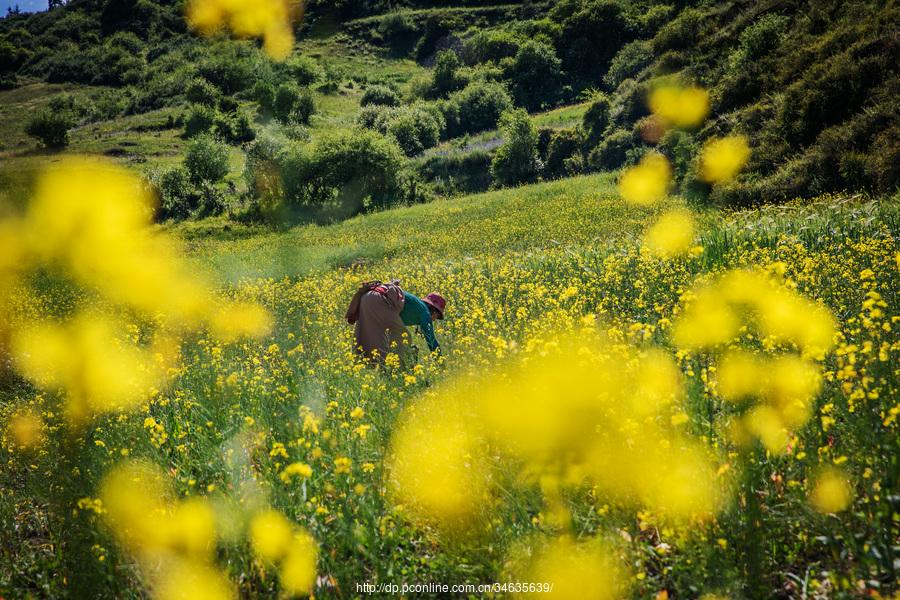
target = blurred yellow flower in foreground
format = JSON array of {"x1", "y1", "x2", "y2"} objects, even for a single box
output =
[
  {"x1": 810, "y1": 468, "x2": 852, "y2": 513},
  {"x1": 155, "y1": 559, "x2": 234, "y2": 600},
  {"x1": 5, "y1": 408, "x2": 45, "y2": 450},
  {"x1": 508, "y1": 536, "x2": 625, "y2": 600},
  {"x1": 389, "y1": 329, "x2": 721, "y2": 532},
  {"x1": 643, "y1": 209, "x2": 696, "y2": 257},
  {"x1": 648, "y1": 84, "x2": 710, "y2": 129},
  {"x1": 186, "y1": 0, "x2": 299, "y2": 60},
  {"x1": 3, "y1": 157, "x2": 272, "y2": 424},
  {"x1": 700, "y1": 136, "x2": 751, "y2": 184},
  {"x1": 250, "y1": 510, "x2": 294, "y2": 562},
  {"x1": 12, "y1": 315, "x2": 166, "y2": 422},
  {"x1": 388, "y1": 392, "x2": 489, "y2": 529},
  {"x1": 674, "y1": 270, "x2": 836, "y2": 356},
  {"x1": 618, "y1": 153, "x2": 671, "y2": 205},
  {"x1": 249, "y1": 509, "x2": 318, "y2": 595}
]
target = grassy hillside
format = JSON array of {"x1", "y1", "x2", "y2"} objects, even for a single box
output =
[{"x1": 3, "y1": 167, "x2": 897, "y2": 596}]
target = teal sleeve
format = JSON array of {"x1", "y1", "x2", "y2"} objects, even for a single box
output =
[{"x1": 420, "y1": 316, "x2": 439, "y2": 353}]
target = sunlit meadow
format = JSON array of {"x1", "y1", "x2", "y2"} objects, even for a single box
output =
[{"x1": 0, "y1": 1, "x2": 898, "y2": 599}]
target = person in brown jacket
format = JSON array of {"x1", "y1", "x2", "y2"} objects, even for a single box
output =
[{"x1": 345, "y1": 280, "x2": 445, "y2": 363}]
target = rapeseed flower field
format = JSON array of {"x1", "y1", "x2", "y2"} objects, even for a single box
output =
[
  {"x1": 1, "y1": 159, "x2": 896, "y2": 597},
  {"x1": 0, "y1": 2, "x2": 897, "y2": 598}
]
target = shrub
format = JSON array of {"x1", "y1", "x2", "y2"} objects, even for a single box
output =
[
  {"x1": 544, "y1": 128, "x2": 584, "y2": 179},
  {"x1": 243, "y1": 133, "x2": 286, "y2": 208},
  {"x1": 357, "y1": 104, "x2": 398, "y2": 132},
  {"x1": 587, "y1": 128, "x2": 633, "y2": 171},
  {"x1": 197, "y1": 50, "x2": 256, "y2": 95},
  {"x1": 252, "y1": 81, "x2": 276, "y2": 114},
  {"x1": 286, "y1": 55, "x2": 324, "y2": 86},
  {"x1": 450, "y1": 80, "x2": 513, "y2": 136},
  {"x1": 281, "y1": 129, "x2": 405, "y2": 213},
  {"x1": 550, "y1": 0, "x2": 635, "y2": 81},
  {"x1": 462, "y1": 29, "x2": 522, "y2": 65},
  {"x1": 214, "y1": 111, "x2": 256, "y2": 144},
  {"x1": 274, "y1": 84, "x2": 315, "y2": 124},
  {"x1": 184, "y1": 134, "x2": 229, "y2": 185},
  {"x1": 184, "y1": 104, "x2": 217, "y2": 138},
  {"x1": 604, "y1": 40, "x2": 652, "y2": 89},
  {"x1": 185, "y1": 77, "x2": 219, "y2": 106},
  {"x1": 360, "y1": 84, "x2": 401, "y2": 107},
  {"x1": 583, "y1": 93, "x2": 612, "y2": 147},
  {"x1": 652, "y1": 7, "x2": 704, "y2": 53},
  {"x1": 152, "y1": 165, "x2": 196, "y2": 221},
  {"x1": 491, "y1": 108, "x2": 540, "y2": 186},
  {"x1": 386, "y1": 107, "x2": 442, "y2": 156},
  {"x1": 25, "y1": 110, "x2": 72, "y2": 148},
  {"x1": 417, "y1": 150, "x2": 493, "y2": 196},
  {"x1": 430, "y1": 50, "x2": 466, "y2": 98},
  {"x1": 503, "y1": 40, "x2": 561, "y2": 111}
]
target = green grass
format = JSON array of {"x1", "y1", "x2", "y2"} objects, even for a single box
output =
[{"x1": 174, "y1": 172, "x2": 686, "y2": 281}]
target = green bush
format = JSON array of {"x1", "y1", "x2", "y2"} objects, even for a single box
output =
[
  {"x1": 286, "y1": 55, "x2": 324, "y2": 86},
  {"x1": 152, "y1": 165, "x2": 196, "y2": 221},
  {"x1": 214, "y1": 111, "x2": 256, "y2": 144},
  {"x1": 449, "y1": 80, "x2": 513, "y2": 136},
  {"x1": 185, "y1": 77, "x2": 219, "y2": 106},
  {"x1": 429, "y1": 50, "x2": 467, "y2": 99},
  {"x1": 544, "y1": 128, "x2": 584, "y2": 179},
  {"x1": 357, "y1": 104, "x2": 398, "y2": 132},
  {"x1": 274, "y1": 84, "x2": 315, "y2": 124},
  {"x1": 184, "y1": 134, "x2": 229, "y2": 185},
  {"x1": 416, "y1": 150, "x2": 493, "y2": 196},
  {"x1": 386, "y1": 107, "x2": 442, "y2": 156},
  {"x1": 503, "y1": 40, "x2": 561, "y2": 111},
  {"x1": 652, "y1": 7, "x2": 704, "y2": 53},
  {"x1": 491, "y1": 108, "x2": 540, "y2": 186},
  {"x1": 587, "y1": 128, "x2": 633, "y2": 171},
  {"x1": 25, "y1": 110, "x2": 72, "y2": 148},
  {"x1": 549, "y1": 0, "x2": 635, "y2": 82},
  {"x1": 281, "y1": 128, "x2": 405, "y2": 213},
  {"x1": 360, "y1": 84, "x2": 401, "y2": 107},
  {"x1": 184, "y1": 104, "x2": 217, "y2": 138},
  {"x1": 461, "y1": 29, "x2": 522, "y2": 65},
  {"x1": 582, "y1": 93, "x2": 611, "y2": 147},
  {"x1": 252, "y1": 81, "x2": 276, "y2": 114},
  {"x1": 603, "y1": 40, "x2": 652, "y2": 89}
]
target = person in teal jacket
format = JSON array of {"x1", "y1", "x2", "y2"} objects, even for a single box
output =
[
  {"x1": 346, "y1": 280, "x2": 446, "y2": 363},
  {"x1": 399, "y1": 291, "x2": 443, "y2": 353}
]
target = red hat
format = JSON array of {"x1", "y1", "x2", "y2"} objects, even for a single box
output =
[{"x1": 422, "y1": 292, "x2": 446, "y2": 320}]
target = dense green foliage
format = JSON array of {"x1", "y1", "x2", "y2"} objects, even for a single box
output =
[{"x1": 0, "y1": 0, "x2": 897, "y2": 211}]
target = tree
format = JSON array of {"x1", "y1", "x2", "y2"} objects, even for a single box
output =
[
  {"x1": 491, "y1": 109, "x2": 540, "y2": 186},
  {"x1": 430, "y1": 50, "x2": 465, "y2": 98},
  {"x1": 504, "y1": 41, "x2": 562, "y2": 111}
]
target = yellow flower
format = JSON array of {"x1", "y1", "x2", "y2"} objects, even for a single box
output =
[
  {"x1": 12, "y1": 315, "x2": 167, "y2": 422},
  {"x1": 511, "y1": 536, "x2": 625, "y2": 600},
  {"x1": 249, "y1": 510, "x2": 294, "y2": 563},
  {"x1": 643, "y1": 209, "x2": 696, "y2": 257},
  {"x1": 648, "y1": 84, "x2": 710, "y2": 129},
  {"x1": 186, "y1": 0, "x2": 298, "y2": 60},
  {"x1": 6, "y1": 408, "x2": 45, "y2": 449},
  {"x1": 279, "y1": 531, "x2": 318, "y2": 596},
  {"x1": 699, "y1": 136, "x2": 751, "y2": 184},
  {"x1": 618, "y1": 153, "x2": 671, "y2": 205},
  {"x1": 154, "y1": 559, "x2": 234, "y2": 600},
  {"x1": 280, "y1": 462, "x2": 313, "y2": 482},
  {"x1": 810, "y1": 468, "x2": 851, "y2": 513},
  {"x1": 349, "y1": 406, "x2": 364, "y2": 419},
  {"x1": 334, "y1": 457, "x2": 352, "y2": 474}
]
